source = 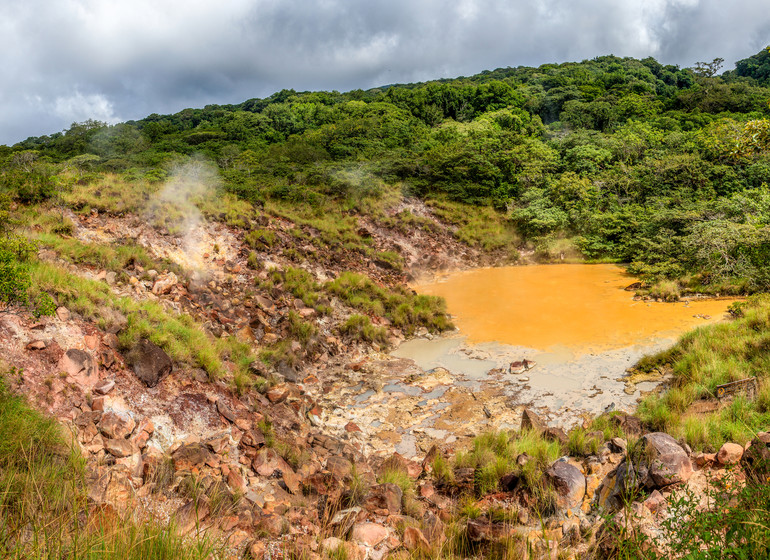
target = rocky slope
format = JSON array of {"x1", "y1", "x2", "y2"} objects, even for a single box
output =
[{"x1": 2, "y1": 197, "x2": 769, "y2": 559}]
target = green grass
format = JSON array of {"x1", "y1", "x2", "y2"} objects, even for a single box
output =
[
  {"x1": 29, "y1": 261, "x2": 254, "y2": 384},
  {"x1": 339, "y1": 314, "x2": 389, "y2": 344},
  {"x1": 0, "y1": 372, "x2": 219, "y2": 559},
  {"x1": 327, "y1": 271, "x2": 453, "y2": 334},
  {"x1": 426, "y1": 197, "x2": 521, "y2": 255},
  {"x1": 453, "y1": 430, "x2": 561, "y2": 502},
  {"x1": 634, "y1": 293, "x2": 770, "y2": 451}
]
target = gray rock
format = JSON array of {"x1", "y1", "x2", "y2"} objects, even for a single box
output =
[
  {"x1": 546, "y1": 461, "x2": 586, "y2": 509},
  {"x1": 128, "y1": 339, "x2": 172, "y2": 388},
  {"x1": 633, "y1": 432, "x2": 693, "y2": 488}
]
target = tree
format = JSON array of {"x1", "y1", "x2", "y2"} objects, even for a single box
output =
[{"x1": 693, "y1": 57, "x2": 724, "y2": 78}]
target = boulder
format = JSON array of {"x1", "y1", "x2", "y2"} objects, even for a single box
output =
[
  {"x1": 98, "y1": 410, "x2": 136, "y2": 439},
  {"x1": 364, "y1": 483, "x2": 403, "y2": 514},
  {"x1": 350, "y1": 522, "x2": 388, "y2": 547},
  {"x1": 152, "y1": 272, "x2": 178, "y2": 295},
  {"x1": 175, "y1": 498, "x2": 210, "y2": 534},
  {"x1": 520, "y1": 408, "x2": 545, "y2": 433},
  {"x1": 60, "y1": 349, "x2": 99, "y2": 388},
  {"x1": 716, "y1": 442, "x2": 743, "y2": 465},
  {"x1": 172, "y1": 443, "x2": 214, "y2": 472},
  {"x1": 610, "y1": 414, "x2": 644, "y2": 438},
  {"x1": 403, "y1": 527, "x2": 431, "y2": 554},
  {"x1": 742, "y1": 432, "x2": 770, "y2": 484},
  {"x1": 129, "y1": 339, "x2": 172, "y2": 388},
  {"x1": 104, "y1": 438, "x2": 138, "y2": 458},
  {"x1": 545, "y1": 461, "x2": 586, "y2": 509},
  {"x1": 632, "y1": 432, "x2": 692, "y2": 489}
]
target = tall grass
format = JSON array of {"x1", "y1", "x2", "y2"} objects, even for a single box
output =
[
  {"x1": 635, "y1": 294, "x2": 770, "y2": 451},
  {"x1": 0, "y1": 373, "x2": 219, "y2": 559}
]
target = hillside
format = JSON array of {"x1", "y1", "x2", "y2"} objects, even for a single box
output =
[{"x1": 1, "y1": 49, "x2": 770, "y2": 559}]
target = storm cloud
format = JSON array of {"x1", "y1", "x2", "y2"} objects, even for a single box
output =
[{"x1": 1, "y1": 0, "x2": 769, "y2": 145}]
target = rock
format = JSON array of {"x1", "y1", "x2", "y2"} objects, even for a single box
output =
[
  {"x1": 104, "y1": 438, "x2": 138, "y2": 458},
  {"x1": 172, "y1": 443, "x2": 214, "y2": 472},
  {"x1": 216, "y1": 399, "x2": 236, "y2": 422},
  {"x1": 93, "y1": 379, "x2": 115, "y2": 395},
  {"x1": 643, "y1": 489, "x2": 666, "y2": 513},
  {"x1": 320, "y1": 537, "x2": 345, "y2": 555},
  {"x1": 176, "y1": 498, "x2": 210, "y2": 534},
  {"x1": 98, "y1": 410, "x2": 136, "y2": 439},
  {"x1": 266, "y1": 384, "x2": 290, "y2": 404},
  {"x1": 128, "y1": 339, "x2": 172, "y2": 388},
  {"x1": 152, "y1": 272, "x2": 178, "y2": 295},
  {"x1": 364, "y1": 483, "x2": 403, "y2": 514},
  {"x1": 596, "y1": 461, "x2": 638, "y2": 510},
  {"x1": 351, "y1": 522, "x2": 388, "y2": 547},
  {"x1": 422, "y1": 510, "x2": 445, "y2": 544},
  {"x1": 742, "y1": 432, "x2": 770, "y2": 484},
  {"x1": 544, "y1": 427, "x2": 568, "y2": 445},
  {"x1": 326, "y1": 456, "x2": 353, "y2": 480},
  {"x1": 467, "y1": 519, "x2": 515, "y2": 542},
  {"x1": 252, "y1": 447, "x2": 292, "y2": 477},
  {"x1": 56, "y1": 306, "x2": 71, "y2": 321},
  {"x1": 258, "y1": 513, "x2": 285, "y2": 537},
  {"x1": 520, "y1": 408, "x2": 545, "y2": 433},
  {"x1": 609, "y1": 437, "x2": 627, "y2": 453},
  {"x1": 60, "y1": 349, "x2": 99, "y2": 388},
  {"x1": 26, "y1": 339, "x2": 47, "y2": 350},
  {"x1": 716, "y1": 442, "x2": 743, "y2": 465},
  {"x1": 403, "y1": 527, "x2": 431, "y2": 554},
  {"x1": 610, "y1": 414, "x2": 644, "y2": 438},
  {"x1": 633, "y1": 432, "x2": 693, "y2": 488},
  {"x1": 545, "y1": 461, "x2": 586, "y2": 509}
]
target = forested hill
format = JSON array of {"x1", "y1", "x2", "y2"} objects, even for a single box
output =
[{"x1": 4, "y1": 48, "x2": 770, "y2": 293}]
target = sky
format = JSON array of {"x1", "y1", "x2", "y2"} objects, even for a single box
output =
[{"x1": 1, "y1": 0, "x2": 769, "y2": 146}]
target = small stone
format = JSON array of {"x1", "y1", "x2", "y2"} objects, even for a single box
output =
[
  {"x1": 56, "y1": 306, "x2": 71, "y2": 321},
  {"x1": 98, "y1": 410, "x2": 136, "y2": 439},
  {"x1": 94, "y1": 379, "x2": 115, "y2": 395},
  {"x1": 26, "y1": 339, "x2": 47, "y2": 350}
]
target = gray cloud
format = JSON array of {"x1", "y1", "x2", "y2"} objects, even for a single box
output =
[{"x1": 1, "y1": 0, "x2": 768, "y2": 145}]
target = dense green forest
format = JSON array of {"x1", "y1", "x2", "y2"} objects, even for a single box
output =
[{"x1": 3, "y1": 48, "x2": 770, "y2": 293}]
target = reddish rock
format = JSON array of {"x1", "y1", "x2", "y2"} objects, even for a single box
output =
[
  {"x1": 545, "y1": 461, "x2": 586, "y2": 509},
  {"x1": 644, "y1": 489, "x2": 666, "y2": 513},
  {"x1": 716, "y1": 442, "x2": 743, "y2": 465},
  {"x1": 104, "y1": 438, "x2": 138, "y2": 458},
  {"x1": 350, "y1": 522, "x2": 388, "y2": 547},
  {"x1": 227, "y1": 469, "x2": 246, "y2": 492},
  {"x1": 84, "y1": 334, "x2": 100, "y2": 350},
  {"x1": 216, "y1": 399, "x2": 236, "y2": 422},
  {"x1": 98, "y1": 410, "x2": 136, "y2": 439},
  {"x1": 56, "y1": 306, "x2": 71, "y2": 321},
  {"x1": 172, "y1": 443, "x2": 214, "y2": 472},
  {"x1": 364, "y1": 483, "x2": 403, "y2": 514},
  {"x1": 520, "y1": 408, "x2": 545, "y2": 433},
  {"x1": 266, "y1": 384, "x2": 289, "y2": 404},
  {"x1": 26, "y1": 339, "x2": 47, "y2": 350},
  {"x1": 60, "y1": 348, "x2": 99, "y2": 388},
  {"x1": 345, "y1": 422, "x2": 362, "y2": 433},
  {"x1": 403, "y1": 527, "x2": 431, "y2": 554},
  {"x1": 176, "y1": 498, "x2": 210, "y2": 534},
  {"x1": 93, "y1": 379, "x2": 115, "y2": 395}
]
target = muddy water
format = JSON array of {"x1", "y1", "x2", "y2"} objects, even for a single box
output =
[
  {"x1": 413, "y1": 264, "x2": 737, "y2": 354},
  {"x1": 392, "y1": 264, "x2": 739, "y2": 424}
]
